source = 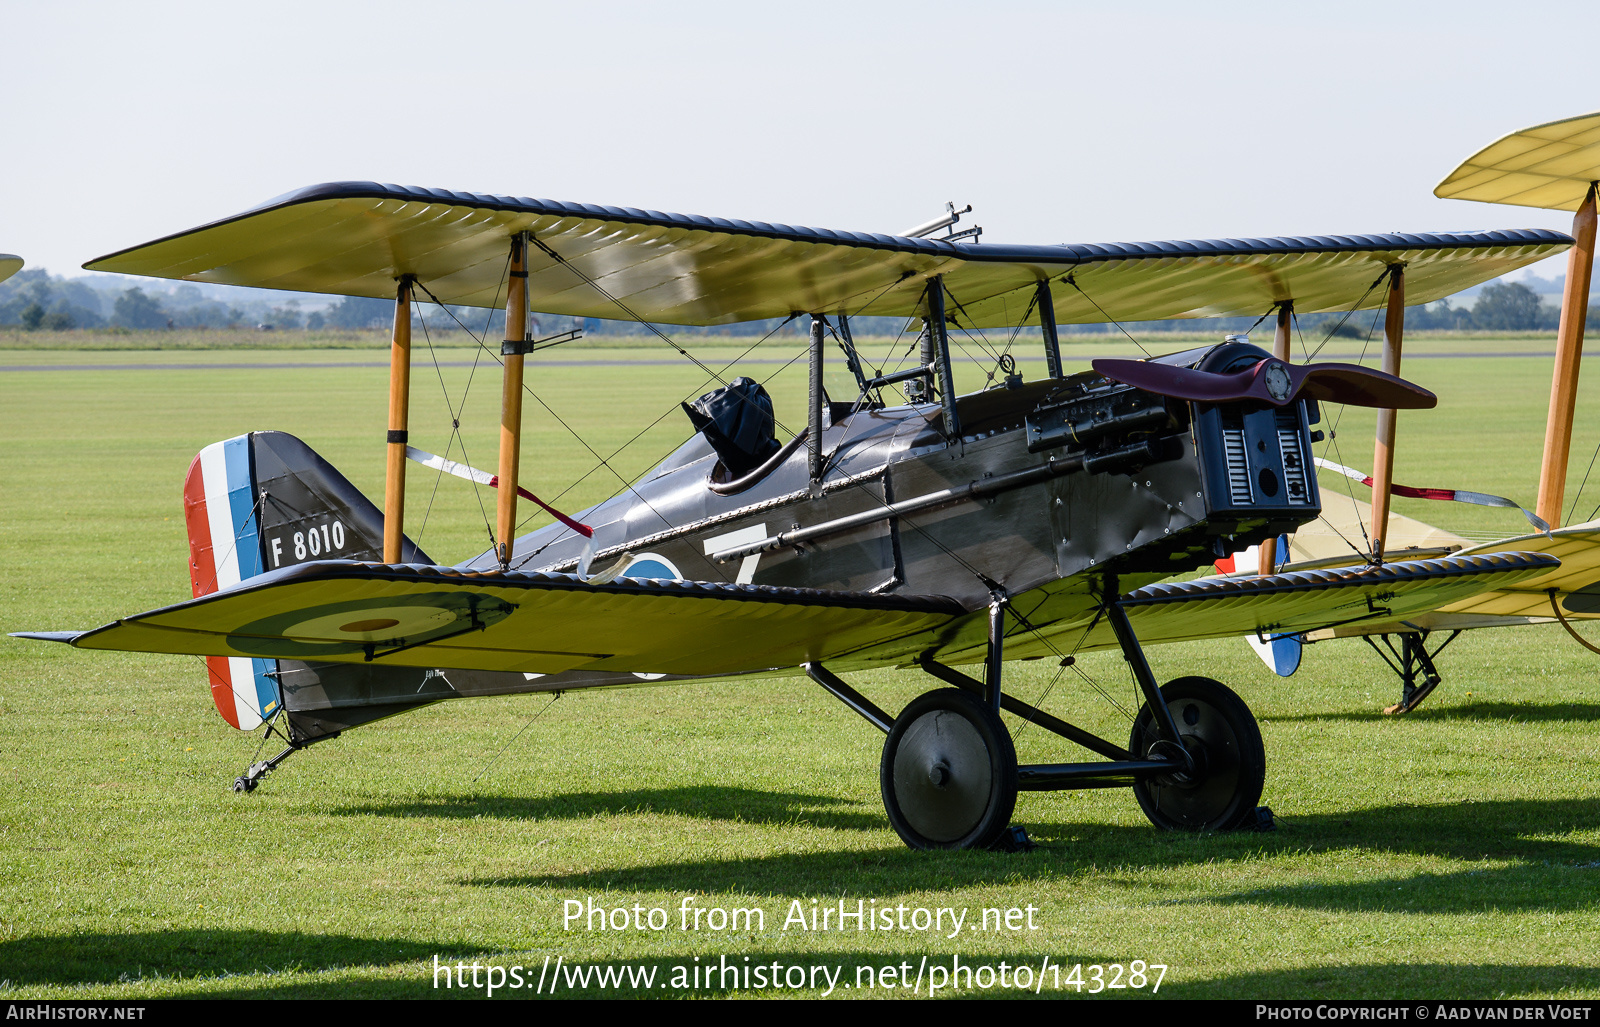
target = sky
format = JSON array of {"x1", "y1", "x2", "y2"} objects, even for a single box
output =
[{"x1": 3, "y1": 0, "x2": 1597, "y2": 286}]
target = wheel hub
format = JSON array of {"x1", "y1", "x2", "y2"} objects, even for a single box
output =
[{"x1": 881, "y1": 689, "x2": 1018, "y2": 850}]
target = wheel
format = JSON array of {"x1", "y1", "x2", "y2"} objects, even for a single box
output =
[
  {"x1": 881, "y1": 689, "x2": 1018, "y2": 850},
  {"x1": 1129, "y1": 676, "x2": 1264, "y2": 832}
]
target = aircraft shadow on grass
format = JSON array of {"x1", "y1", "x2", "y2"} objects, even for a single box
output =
[
  {"x1": 0, "y1": 929, "x2": 470, "y2": 989},
  {"x1": 1173, "y1": 796, "x2": 1600, "y2": 916},
  {"x1": 456, "y1": 796, "x2": 1600, "y2": 901},
  {"x1": 328, "y1": 786, "x2": 883, "y2": 832},
  {"x1": 7, "y1": 930, "x2": 1593, "y2": 997},
  {"x1": 1264, "y1": 700, "x2": 1600, "y2": 725}
]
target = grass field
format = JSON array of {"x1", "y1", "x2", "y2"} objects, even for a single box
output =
[{"x1": 2, "y1": 332, "x2": 1599, "y2": 1000}]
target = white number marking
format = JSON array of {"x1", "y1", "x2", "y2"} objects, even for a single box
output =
[{"x1": 702, "y1": 524, "x2": 769, "y2": 584}]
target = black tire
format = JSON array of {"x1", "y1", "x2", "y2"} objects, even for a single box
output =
[
  {"x1": 1129, "y1": 676, "x2": 1265, "y2": 832},
  {"x1": 881, "y1": 689, "x2": 1018, "y2": 850}
]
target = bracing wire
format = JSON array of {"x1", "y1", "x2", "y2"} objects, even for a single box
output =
[
  {"x1": 1062, "y1": 274, "x2": 1150, "y2": 357},
  {"x1": 472, "y1": 692, "x2": 562, "y2": 783},
  {"x1": 412, "y1": 285, "x2": 496, "y2": 550}
]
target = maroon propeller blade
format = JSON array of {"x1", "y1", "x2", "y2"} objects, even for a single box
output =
[{"x1": 1091, "y1": 357, "x2": 1436, "y2": 410}]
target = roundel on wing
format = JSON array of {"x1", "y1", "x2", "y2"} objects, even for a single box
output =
[
  {"x1": 619, "y1": 553, "x2": 681, "y2": 679},
  {"x1": 228, "y1": 592, "x2": 516, "y2": 657}
]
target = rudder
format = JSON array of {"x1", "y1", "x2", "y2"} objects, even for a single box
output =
[{"x1": 182, "y1": 431, "x2": 430, "y2": 730}]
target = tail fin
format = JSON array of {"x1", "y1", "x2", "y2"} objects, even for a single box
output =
[{"x1": 181, "y1": 431, "x2": 430, "y2": 729}]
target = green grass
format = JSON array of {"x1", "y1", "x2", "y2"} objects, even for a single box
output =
[{"x1": 2, "y1": 339, "x2": 1598, "y2": 999}]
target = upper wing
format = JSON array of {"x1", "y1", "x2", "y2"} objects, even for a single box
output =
[
  {"x1": 1435, "y1": 111, "x2": 1600, "y2": 211},
  {"x1": 30, "y1": 560, "x2": 964, "y2": 676},
  {"x1": 84, "y1": 182, "x2": 1570, "y2": 328}
]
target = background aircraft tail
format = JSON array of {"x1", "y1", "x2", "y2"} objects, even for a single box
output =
[{"x1": 181, "y1": 431, "x2": 429, "y2": 729}]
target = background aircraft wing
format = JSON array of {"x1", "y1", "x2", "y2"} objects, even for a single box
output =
[
  {"x1": 85, "y1": 182, "x2": 1570, "y2": 329},
  {"x1": 1288, "y1": 523, "x2": 1600, "y2": 638},
  {"x1": 1426, "y1": 525, "x2": 1600, "y2": 619},
  {"x1": 1435, "y1": 110, "x2": 1600, "y2": 211},
  {"x1": 26, "y1": 561, "x2": 965, "y2": 677}
]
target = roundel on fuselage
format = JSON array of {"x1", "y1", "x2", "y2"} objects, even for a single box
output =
[{"x1": 622, "y1": 553, "x2": 682, "y2": 581}]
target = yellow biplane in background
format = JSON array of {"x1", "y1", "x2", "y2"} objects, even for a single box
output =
[
  {"x1": 13, "y1": 128, "x2": 1585, "y2": 848},
  {"x1": 1215, "y1": 111, "x2": 1600, "y2": 714}
]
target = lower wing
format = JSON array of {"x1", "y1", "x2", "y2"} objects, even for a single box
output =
[{"x1": 17, "y1": 552, "x2": 1560, "y2": 675}]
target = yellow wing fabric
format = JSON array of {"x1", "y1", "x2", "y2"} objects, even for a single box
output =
[
  {"x1": 1116, "y1": 552, "x2": 1559, "y2": 646},
  {"x1": 29, "y1": 554, "x2": 1561, "y2": 675},
  {"x1": 1431, "y1": 525, "x2": 1600, "y2": 619},
  {"x1": 50, "y1": 562, "x2": 965, "y2": 676},
  {"x1": 946, "y1": 552, "x2": 1565, "y2": 667},
  {"x1": 1435, "y1": 111, "x2": 1600, "y2": 211},
  {"x1": 84, "y1": 182, "x2": 1570, "y2": 329}
]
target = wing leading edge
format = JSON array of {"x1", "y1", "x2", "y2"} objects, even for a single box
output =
[
  {"x1": 32, "y1": 561, "x2": 966, "y2": 677},
  {"x1": 84, "y1": 182, "x2": 1571, "y2": 328},
  {"x1": 20, "y1": 552, "x2": 1561, "y2": 678}
]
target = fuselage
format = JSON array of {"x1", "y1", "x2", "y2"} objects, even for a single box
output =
[{"x1": 469, "y1": 341, "x2": 1324, "y2": 616}]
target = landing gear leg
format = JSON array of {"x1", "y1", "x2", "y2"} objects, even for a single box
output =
[
  {"x1": 879, "y1": 595, "x2": 1025, "y2": 850},
  {"x1": 1108, "y1": 576, "x2": 1269, "y2": 832},
  {"x1": 1366, "y1": 630, "x2": 1458, "y2": 714}
]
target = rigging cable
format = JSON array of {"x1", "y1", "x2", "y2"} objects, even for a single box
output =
[
  {"x1": 409, "y1": 275, "x2": 680, "y2": 554},
  {"x1": 472, "y1": 691, "x2": 563, "y2": 783},
  {"x1": 1062, "y1": 274, "x2": 1151, "y2": 357},
  {"x1": 1306, "y1": 266, "x2": 1391, "y2": 362},
  {"x1": 411, "y1": 279, "x2": 498, "y2": 551}
]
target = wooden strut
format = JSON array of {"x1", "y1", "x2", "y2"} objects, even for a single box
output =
[
  {"x1": 496, "y1": 233, "x2": 530, "y2": 568},
  {"x1": 382, "y1": 276, "x2": 414, "y2": 564},
  {"x1": 1369, "y1": 266, "x2": 1405, "y2": 563},
  {"x1": 1258, "y1": 301, "x2": 1294, "y2": 576},
  {"x1": 1536, "y1": 182, "x2": 1598, "y2": 529}
]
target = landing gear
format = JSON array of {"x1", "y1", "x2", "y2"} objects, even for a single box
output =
[
  {"x1": 1129, "y1": 677, "x2": 1265, "y2": 831},
  {"x1": 812, "y1": 576, "x2": 1273, "y2": 850},
  {"x1": 1365, "y1": 630, "x2": 1459, "y2": 714},
  {"x1": 880, "y1": 689, "x2": 1019, "y2": 850},
  {"x1": 231, "y1": 745, "x2": 297, "y2": 793}
]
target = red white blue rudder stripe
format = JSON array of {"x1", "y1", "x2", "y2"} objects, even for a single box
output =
[{"x1": 183, "y1": 434, "x2": 280, "y2": 730}]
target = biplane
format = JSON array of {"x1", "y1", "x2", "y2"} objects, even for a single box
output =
[
  {"x1": 13, "y1": 175, "x2": 1580, "y2": 850},
  {"x1": 1208, "y1": 111, "x2": 1600, "y2": 714}
]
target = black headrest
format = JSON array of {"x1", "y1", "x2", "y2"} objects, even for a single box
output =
[{"x1": 682, "y1": 377, "x2": 782, "y2": 477}]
